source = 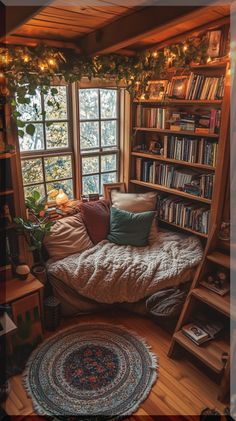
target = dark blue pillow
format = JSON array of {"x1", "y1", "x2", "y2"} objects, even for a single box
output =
[{"x1": 107, "y1": 207, "x2": 155, "y2": 247}]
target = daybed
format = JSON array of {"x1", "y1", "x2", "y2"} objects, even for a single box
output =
[{"x1": 46, "y1": 229, "x2": 203, "y2": 318}]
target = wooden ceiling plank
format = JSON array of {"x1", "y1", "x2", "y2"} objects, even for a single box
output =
[
  {"x1": 0, "y1": 3, "x2": 52, "y2": 40},
  {"x1": 77, "y1": 5, "x2": 203, "y2": 55},
  {"x1": 31, "y1": 17, "x2": 94, "y2": 31}
]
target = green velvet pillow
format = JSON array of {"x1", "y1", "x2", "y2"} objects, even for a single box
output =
[{"x1": 107, "y1": 207, "x2": 155, "y2": 247}]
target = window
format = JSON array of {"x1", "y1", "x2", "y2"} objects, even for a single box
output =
[
  {"x1": 78, "y1": 88, "x2": 119, "y2": 195},
  {"x1": 19, "y1": 86, "x2": 74, "y2": 200}
]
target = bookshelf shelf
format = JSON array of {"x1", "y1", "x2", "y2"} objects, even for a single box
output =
[
  {"x1": 173, "y1": 330, "x2": 229, "y2": 375},
  {"x1": 131, "y1": 151, "x2": 216, "y2": 171},
  {"x1": 130, "y1": 179, "x2": 212, "y2": 204},
  {"x1": 158, "y1": 218, "x2": 208, "y2": 238},
  {"x1": 133, "y1": 127, "x2": 219, "y2": 138},
  {"x1": 133, "y1": 99, "x2": 223, "y2": 106},
  {"x1": 191, "y1": 287, "x2": 230, "y2": 317},
  {"x1": 207, "y1": 251, "x2": 230, "y2": 269}
]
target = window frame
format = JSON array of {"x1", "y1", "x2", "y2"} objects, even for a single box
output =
[
  {"x1": 78, "y1": 87, "x2": 120, "y2": 196},
  {"x1": 20, "y1": 84, "x2": 75, "y2": 200}
]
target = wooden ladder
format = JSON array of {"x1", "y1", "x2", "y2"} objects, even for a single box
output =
[{"x1": 168, "y1": 223, "x2": 231, "y2": 402}]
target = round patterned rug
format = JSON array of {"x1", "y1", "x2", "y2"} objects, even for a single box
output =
[{"x1": 24, "y1": 323, "x2": 158, "y2": 418}]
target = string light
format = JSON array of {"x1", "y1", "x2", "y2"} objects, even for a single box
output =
[
  {"x1": 183, "y1": 44, "x2": 188, "y2": 52},
  {"x1": 152, "y1": 51, "x2": 158, "y2": 58},
  {"x1": 39, "y1": 63, "x2": 46, "y2": 71},
  {"x1": 48, "y1": 58, "x2": 56, "y2": 66},
  {"x1": 207, "y1": 56, "x2": 212, "y2": 63},
  {"x1": 23, "y1": 55, "x2": 29, "y2": 63}
]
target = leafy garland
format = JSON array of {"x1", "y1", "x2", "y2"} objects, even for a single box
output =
[{"x1": 0, "y1": 33, "x2": 209, "y2": 139}]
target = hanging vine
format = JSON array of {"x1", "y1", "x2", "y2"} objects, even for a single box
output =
[{"x1": 0, "y1": 33, "x2": 209, "y2": 140}]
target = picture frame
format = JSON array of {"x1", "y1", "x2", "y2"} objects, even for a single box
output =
[
  {"x1": 207, "y1": 30, "x2": 222, "y2": 58},
  {"x1": 148, "y1": 80, "x2": 169, "y2": 100},
  {"x1": 103, "y1": 182, "x2": 126, "y2": 203},
  {"x1": 169, "y1": 76, "x2": 189, "y2": 99}
]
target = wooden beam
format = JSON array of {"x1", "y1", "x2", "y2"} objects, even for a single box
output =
[
  {"x1": 2, "y1": 35, "x2": 81, "y2": 52},
  {"x1": 77, "y1": 6, "x2": 202, "y2": 56},
  {"x1": 148, "y1": 15, "x2": 230, "y2": 52},
  {"x1": 0, "y1": 2, "x2": 52, "y2": 41}
]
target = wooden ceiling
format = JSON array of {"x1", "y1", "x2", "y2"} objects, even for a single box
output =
[{"x1": 1, "y1": 1, "x2": 230, "y2": 55}]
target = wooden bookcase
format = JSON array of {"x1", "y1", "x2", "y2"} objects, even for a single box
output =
[
  {"x1": 0, "y1": 99, "x2": 27, "y2": 281},
  {"x1": 128, "y1": 59, "x2": 230, "y2": 241}
]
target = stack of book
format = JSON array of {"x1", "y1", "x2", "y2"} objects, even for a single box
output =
[
  {"x1": 168, "y1": 112, "x2": 195, "y2": 132},
  {"x1": 167, "y1": 110, "x2": 221, "y2": 134},
  {"x1": 185, "y1": 74, "x2": 225, "y2": 100},
  {"x1": 182, "y1": 317, "x2": 223, "y2": 346},
  {"x1": 157, "y1": 195, "x2": 210, "y2": 234},
  {"x1": 136, "y1": 159, "x2": 214, "y2": 199},
  {"x1": 136, "y1": 105, "x2": 167, "y2": 128}
]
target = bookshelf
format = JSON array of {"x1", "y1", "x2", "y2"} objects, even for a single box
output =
[
  {"x1": 0, "y1": 100, "x2": 27, "y2": 280},
  {"x1": 128, "y1": 58, "x2": 230, "y2": 240}
]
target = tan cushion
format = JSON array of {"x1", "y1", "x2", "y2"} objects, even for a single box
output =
[
  {"x1": 44, "y1": 214, "x2": 93, "y2": 259},
  {"x1": 111, "y1": 191, "x2": 158, "y2": 243}
]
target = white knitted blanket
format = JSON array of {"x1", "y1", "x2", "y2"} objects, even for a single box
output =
[{"x1": 47, "y1": 231, "x2": 203, "y2": 304}]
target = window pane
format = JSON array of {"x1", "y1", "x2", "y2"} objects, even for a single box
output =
[
  {"x1": 21, "y1": 158, "x2": 43, "y2": 185},
  {"x1": 101, "y1": 172, "x2": 117, "y2": 191},
  {"x1": 46, "y1": 122, "x2": 69, "y2": 149},
  {"x1": 44, "y1": 155, "x2": 72, "y2": 181},
  {"x1": 44, "y1": 86, "x2": 68, "y2": 120},
  {"x1": 101, "y1": 120, "x2": 117, "y2": 147},
  {"x1": 82, "y1": 156, "x2": 99, "y2": 175},
  {"x1": 19, "y1": 123, "x2": 44, "y2": 152},
  {"x1": 46, "y1": 179, "x2": 73, "y2": 199},
  {"x1": 82, "y1": 175, "x2": 99, "y2": 195},
  {"x1": 79, "y1": 89, "x2": 99, "y2": 120},
  {"x1": 17, "y1": 89, "x2": 42, "y2": 122},
  {"x1": 24, "y1": 184, "x2": 45, "y2": 199},
  {"x1": 101, "y1": 154, "x2": 117, "y2": 172},
  {"x1": 80, "y1": 121, "x2": 99, "y2": 150},
  {"x1": 100, "y1": 89, "x2": 117, "y2": 119}
]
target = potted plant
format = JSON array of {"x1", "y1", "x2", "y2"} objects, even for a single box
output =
[{"x1": 14, "y1": 191, "x2": 54, "y2": 283}]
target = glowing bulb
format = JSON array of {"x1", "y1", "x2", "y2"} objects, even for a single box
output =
[
  {"x1": 0, "y1": 72, "x2": 4, "y2": 79},
  {"x1": 207, "y1": 56, "x2": 212, "y2": 63},
  {"x1": 183, "y1": 44, "x2": 188, "y2": 52},
  {"x1": 152, "y1": 51, "x2": 158, "y2": 58},
  {"x1": 48, "y1": 58, "x2": 56, "y2": 66},
  {"x1": 23, "y1": 55, "x2": 29, "y2": 63},
  {"x1": 39, "y1": 64, "x2": 45, "y2": 71}
]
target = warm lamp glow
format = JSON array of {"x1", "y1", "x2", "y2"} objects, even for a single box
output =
[
  {"x1": 39, "y1": 63, "x2": 46, "y2": 71},
  {"x1": 23, "y1": 55, "x2": 29, "y2": 63},
  {"x1": 152, "y1": 51, "x2": 158, "y2": 58},
  {"x1": 0, "y1": 72, "x2": 4, "y2": 79},
  {"x1": 56, "y1": 189, "x2": 69, "y2": 206},
  {"x1": 183, "y1": 44, "x2": 188, "y2": 52},
  {"x1": 207, "y1": 56, "x2": 212, "y2": 63}
]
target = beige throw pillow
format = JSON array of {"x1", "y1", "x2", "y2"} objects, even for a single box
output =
[
  {"x1": 111, "y1": 191, "x2": 158, "y2": 243},
  {"x1": 44, "y1": 213, "x2": 93, "y2": 259}
]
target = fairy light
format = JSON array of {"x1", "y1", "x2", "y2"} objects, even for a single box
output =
[
  {"x1": 23, "y1": 55, "x2": 29, "y2": 63},
  {"x1": 39, "y1": 63, "x2": 45, "y2": 71},
  {"x1": 207, "y1": 56, "x2": 212, "y2": 63},
  {"x1": 152, "y1": 51, "x2": 158, "y2": 58},
  {"x1": 0, "y1": 72, "x2": 4, "y2": 79},
  {"x1": 48, "y1": 58, "x2": 56, "y2": 66},
  {"x1": 183, "y1": 44, "x2": 188, "y2": 52}
]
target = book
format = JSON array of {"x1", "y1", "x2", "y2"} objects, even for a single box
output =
[
  {"x1": 200, "y1": 279, "x2": 230, "y2": 296},
  {"x1": 182, "y1": 323, "x2": 210, "y2": 345}
]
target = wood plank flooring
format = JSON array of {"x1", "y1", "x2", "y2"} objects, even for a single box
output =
[{"x1": 3, "y1": 310, "x2": 228, "y2": 418}]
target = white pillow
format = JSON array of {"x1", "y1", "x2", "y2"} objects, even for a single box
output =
[
  {"x1": 44, "y1": 213, "x2": 93, "y2": 259},
  {"x1": 111, "y1": 191, "x2": 158, "y2": 243}
]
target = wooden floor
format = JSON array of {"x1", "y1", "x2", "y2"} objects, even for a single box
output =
[{"x1": 3, "y1": 310, "x2": 227, "y2": 418}]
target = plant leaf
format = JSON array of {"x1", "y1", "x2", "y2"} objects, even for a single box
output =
[{"x1": 26, "y1": 123, "x2": 35, "y2": 136}]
